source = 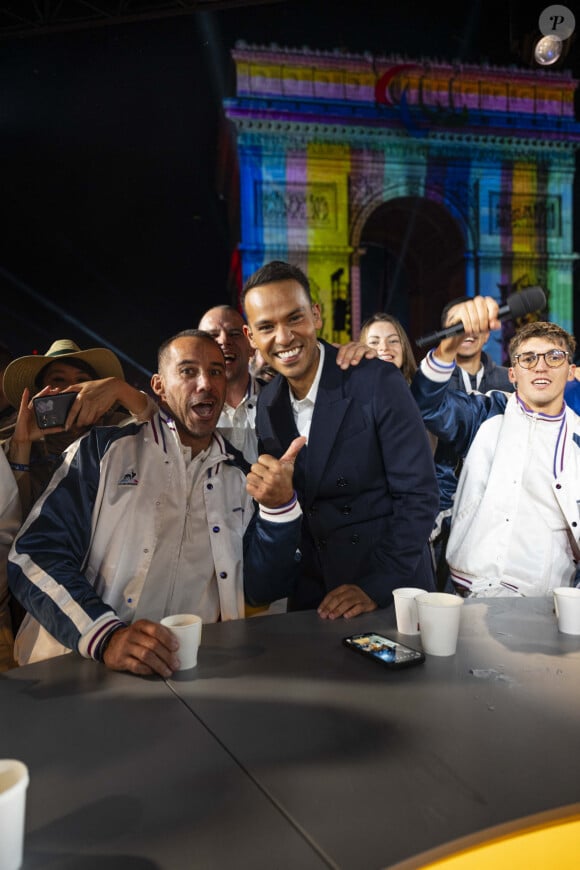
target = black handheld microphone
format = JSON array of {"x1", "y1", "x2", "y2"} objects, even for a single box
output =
[{"x1": 415, "y1": 286, "x2": 547, "y2": 349}]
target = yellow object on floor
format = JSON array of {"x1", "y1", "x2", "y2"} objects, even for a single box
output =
[{"x1": 388, "y1": 805, "x2": 580, "y2": 870}]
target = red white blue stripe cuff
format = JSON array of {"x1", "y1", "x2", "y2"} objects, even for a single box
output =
[
  {"x1": 82, "y1": 615, "x2": 127, "y2": 662},
  {"x1": 421, "y1": 350, "x2": 456, "y2": 381},
  {"x1": 259, "y1": 492, "x2": 302, "y2": 523}
]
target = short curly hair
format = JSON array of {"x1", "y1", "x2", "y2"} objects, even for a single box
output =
[{"x1": 509, "y1": 321, "x2": 576, "y2": 364}]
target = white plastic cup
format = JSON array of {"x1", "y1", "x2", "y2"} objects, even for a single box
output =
[
  {"x1": 0, "y1": 759, "x2": 29, "y2": 870},
  {"x1": 416, "y1": 592, "x2": 464, "y2": 656},
  {"x1": 553, "y1": 587, "x2": 580, "y2": 635},
  {"x1": 392, "y1": 587, "x2": 424, "y2": 635},
  {"x1": 160, "y1": 614, "x2": 203, "y2": 670}
]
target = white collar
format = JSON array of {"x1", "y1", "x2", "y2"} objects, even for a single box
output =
[
  {"x1": 223, "y1": 374, "x2": 261, "y2": 413},
  {"x1": 288, "y1": 342, "x2": 325, "y2": 410},
  {"x1": 458, "y1": 363, "x2": 484, "y2": 393}
]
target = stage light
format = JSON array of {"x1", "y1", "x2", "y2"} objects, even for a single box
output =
[
  {"x1": 533, "y1": 4, "x2": 575, "y2": 67},
  {"x1": 534, "y1": 34, "x2": 563, "y2": 65}
]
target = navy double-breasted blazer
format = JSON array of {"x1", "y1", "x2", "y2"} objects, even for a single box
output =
[{"x1": 253, "y1": 341, "x2": 439, "y2": 610}]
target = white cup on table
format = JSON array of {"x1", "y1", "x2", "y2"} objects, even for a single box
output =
[
  {"x1": 416, "y1": 592, "x2": 464, "y2": 656},
  {"x1": 393, "y1": 587, "x2": 424, "y2": 635},
  {"x1": 0, "y1": 759, "x2": 29, "y2": 870},
  {"x1": 160, "y1": 614, "x2": 203, "y2": 670},
  {"x1": 553, "y1": 587, "x2": 580, "y2": 635}
]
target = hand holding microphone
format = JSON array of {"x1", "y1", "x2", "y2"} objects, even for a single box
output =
[{"x1": 416, "y1": 287, "x2": 546, "y2": 349}]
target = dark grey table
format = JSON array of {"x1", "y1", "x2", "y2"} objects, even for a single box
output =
[
  {"x1": 169, "y1": 597, "x2": 580, "y2": 869},
  {"x1": 2, "y1": 598, "x2": 579, "y2": 869},
  {"x1": 1, "y1": 652, "x2": 329, "y2": 869}
]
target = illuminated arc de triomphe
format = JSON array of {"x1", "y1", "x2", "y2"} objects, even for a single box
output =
[{"x1": 224, "y1": 44, "x2": 580, "y2": 362}]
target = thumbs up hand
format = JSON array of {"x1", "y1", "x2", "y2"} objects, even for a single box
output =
[
  {"x1": 246, "y1": 436, "x2": 306, "y2": 508},
  {"x1": 279, "y1": 436, "x2": 307, "y2": 465}
]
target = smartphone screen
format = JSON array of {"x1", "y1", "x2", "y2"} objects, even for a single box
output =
[
  {"x1": 343, "y1": 633, "x2": 425, "y2": 668},
  {"x1": 33, "y1": 392, "x2": 76, "y2": 429}
]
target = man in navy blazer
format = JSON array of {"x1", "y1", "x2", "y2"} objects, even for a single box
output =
[{"x1": 243, "y1": 261, "x2": 439, "y2": 619}]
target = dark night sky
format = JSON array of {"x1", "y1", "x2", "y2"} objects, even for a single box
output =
[{"x1": 1, "y1": 0, "x2": 577, "y2": 388}]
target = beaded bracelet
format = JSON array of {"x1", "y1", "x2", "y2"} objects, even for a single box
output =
[{"x1": 8, "y1": 461, "x2": 31, "y2": 472}]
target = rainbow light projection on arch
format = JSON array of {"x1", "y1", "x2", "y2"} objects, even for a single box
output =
[{"x1": 224, "y1": 46, "x2": 580, "y2": 358}]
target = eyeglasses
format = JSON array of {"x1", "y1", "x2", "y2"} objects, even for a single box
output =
[{"x1": 513, "y1": 349, "x2": 569, "y2": 369}]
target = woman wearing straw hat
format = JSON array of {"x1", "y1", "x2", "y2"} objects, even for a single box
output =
[{"x1": 1, "y1": 339, "x2": 156, "y2": 519}]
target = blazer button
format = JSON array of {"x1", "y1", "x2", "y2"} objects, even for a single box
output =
[
  {"x1": 317, "y1": 538, "x2": 327, "y2": 549},
  {"x1": 308, "y1": 506, "x2": 317, "y2": 516},
  {"x1": 336, "y1": 476, "x2": 348, "y2": 487},
  {"x1": 351, "y1": 533, "x2": 359, "y2": 544},
  {"x1": 342, "y1": 505, "x2": 351, "y2": 515}
]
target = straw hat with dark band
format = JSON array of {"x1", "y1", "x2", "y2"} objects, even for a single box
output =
[{"x1": 2, "y1": 340, "x2": 125, "y2": 409}]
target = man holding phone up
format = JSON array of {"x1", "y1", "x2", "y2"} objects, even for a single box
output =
[{"x1": 1, "y1": 339, "x2": 157, "y2": 519}]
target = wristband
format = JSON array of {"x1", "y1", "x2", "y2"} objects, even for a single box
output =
[
  {"x1": 95, "y1": 621, "x2": 127, "y2": 663},
  {"x1": 9, "y1": 461, "x2": 31, "y2": 472}
]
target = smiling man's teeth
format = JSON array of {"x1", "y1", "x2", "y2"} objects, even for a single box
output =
[{"x1": 277, "y1": 349, "x2": 299, "y2": 360}]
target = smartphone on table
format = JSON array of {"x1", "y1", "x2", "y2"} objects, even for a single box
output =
[
  {"x1": 32, "y1": 393, "x2": 76, "y2": 429},
  {"x1": 343, "y1": 632, "x2": 425, "y2": 670}
]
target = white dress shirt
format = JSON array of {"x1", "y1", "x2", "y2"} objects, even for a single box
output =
[
  {"x1": 288, "y1": 343, "x2": 325, "y2": 440},
  {"x1": 216, "y1": 375, "x2": 261, "y2": 463}
]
